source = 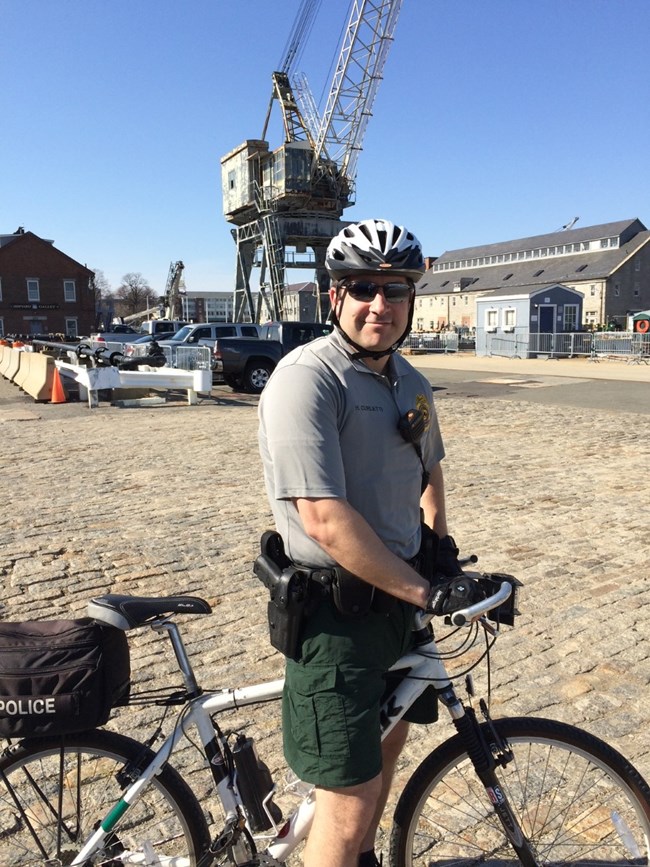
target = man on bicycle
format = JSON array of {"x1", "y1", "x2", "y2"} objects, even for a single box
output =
[{"x1": 258, "y1": 218, "x2": 462, "y2": 867}]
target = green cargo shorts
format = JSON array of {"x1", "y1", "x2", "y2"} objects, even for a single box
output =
[{"x1": 282, "y1": 596, "x2": 437, "y2": 788}]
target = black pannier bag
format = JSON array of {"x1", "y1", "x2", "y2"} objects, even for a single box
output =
[{"x1": 0, "y1": 618, "x2": 130, "y2": 739}]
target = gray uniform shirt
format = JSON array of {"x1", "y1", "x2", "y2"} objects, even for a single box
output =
[{"x1": 258, "y1": 329, "x2": 445, "y2": 567}]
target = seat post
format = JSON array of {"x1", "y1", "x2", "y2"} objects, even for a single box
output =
[{"x1": 153, "y1": 619, "x2": 202, "y2": 698}]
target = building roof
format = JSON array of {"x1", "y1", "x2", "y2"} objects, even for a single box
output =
[
  {"x1": 284, "y1": 281, "x2": 317, "y2": 294},
  {"x1": 434, "y1": 218, "x2": 645, "y2": 263},
  {"x1": 416, "y1": 226, "x2": 650, "y2": 297},
  {"x1": 0, "y1": 230, "x2": 54, "y2": 249},
  {"x1": 478, "y1": 283, "x2": 585, "y2": 301}
]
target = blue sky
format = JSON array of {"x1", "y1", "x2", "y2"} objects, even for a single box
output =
[{"x1": 2, "y1": 0, "x2": 649, "y2": 296}]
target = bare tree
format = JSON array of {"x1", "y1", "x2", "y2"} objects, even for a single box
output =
[
  {"x1": 91, "y1": 268, "x2": 111, "y2": 301},
  {"x1": 115, "y1": 273, "x2": 158, "y2": 317}
]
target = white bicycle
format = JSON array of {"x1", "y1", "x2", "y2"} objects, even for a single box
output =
[{"x1": 1, "y1": 568, "x2": 649, "y2": 866}]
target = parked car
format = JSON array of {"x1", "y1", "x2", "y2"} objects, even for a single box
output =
[{"x1": 158, "y1": 323, "x2": 260, "y2": 347}]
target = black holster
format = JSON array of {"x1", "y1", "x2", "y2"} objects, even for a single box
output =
[{"x1": 254, "y1": 532, "x2": 309, "y2": 661}]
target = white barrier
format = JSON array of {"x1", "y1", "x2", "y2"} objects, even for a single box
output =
[{"x1": 55, "y1": 361, "x2": 212, "y2": 409}]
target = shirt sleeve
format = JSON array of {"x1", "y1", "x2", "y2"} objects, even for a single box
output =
[{"x1": 259, "y1": 361, "x2": 346, "y2": 501}]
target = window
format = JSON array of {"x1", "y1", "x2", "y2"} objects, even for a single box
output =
[
  {"x1": 576, "y1": 264, "x2": 588, "y2": 272},
  {"x1": 486, "y1": 309, "x2": 498, "y2": 329},
  {"x1": 503, "y1": 273, "x2": 513, "y2": 280},
  {"x1": 600, "y1": 239, "x2": 609, "y2": 248},
  {"x1": 504, "y1": 308, "x2": 516, "y2": 329},
  {"x1": 228, "y1": 170, "x2": 235, "y2": 190},
  {"x1": 27, "y1": 279, "x2": 39, "y2": 302},
  {"x1": 563, "y1": 305, "x2": 578, "y2": 331},
  {"x1": 634, "y1": 283, "x2": 640, "y2": 297},
  {"x1": 64, "y1": 280, "x2": 76, "y2": 302},
  {"x1": 533, "y1": 269, "x2": 544, "y2": 277},
  {"x1": 590, "y1": 285, "x2": 597, "y2": 296},
  {"x1": 614, "y1": 286, "x2": 620, "y2": 297},
  {"x1": 635, "y1": 259, "x2": 641, "y2": 271},
  {"x1": 65, "y1": 318, "x2": 78, "y2": 338}
]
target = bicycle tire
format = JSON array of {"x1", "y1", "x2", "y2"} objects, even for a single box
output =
[
  {"x1": 0, "y1": 729, "x2": 211, "y2": 866},
  {"x1": 389, "y1": 715, "x2": 650, "y2": 866}
]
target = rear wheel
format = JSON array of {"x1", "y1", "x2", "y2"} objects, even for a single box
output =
[
  {"x1": 0, "y1": 729, "x2": 210, "y2": 865},
  {"x1": 389, "y1": 716, "x2": 650, "y2": 865}
]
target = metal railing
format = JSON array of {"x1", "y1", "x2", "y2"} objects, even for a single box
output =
[
  {"x1": 403, "y1": 333, "x2": 460, "y2": 353},
  {"x1": 129, "y1": 344, "x2": 212, "y2": 371},
  {"x1": 487, "y1": 331, "x2": 650, "y2": 360}
]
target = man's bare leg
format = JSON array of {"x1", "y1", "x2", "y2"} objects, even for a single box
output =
[
  {"x1": 359, "y1": 720, "x2": 410, "y2": 855},
  {"x1": 303, "y1": 774, "x2": 383, "y2": 867}
]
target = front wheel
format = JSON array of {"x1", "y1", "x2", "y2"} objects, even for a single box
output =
[
  {"x1": 0, "y1": 729, "x2": 211, "y2": 865},
  {"x1": 389, "y1": 716, "x2": 650, "y2": 866}
]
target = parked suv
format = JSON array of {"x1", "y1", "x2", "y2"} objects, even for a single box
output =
[{"x1": 157, "y1": 323, "x2": 260, "y2": 346}]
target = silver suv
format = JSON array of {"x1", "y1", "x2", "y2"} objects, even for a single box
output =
[{"x1": 157, "y1": 323, "x2": 260, "y2": 346}]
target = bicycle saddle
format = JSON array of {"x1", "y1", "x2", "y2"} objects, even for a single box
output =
[{"x1": 87, "y1": 594, "x2": 212, "y2": 631}]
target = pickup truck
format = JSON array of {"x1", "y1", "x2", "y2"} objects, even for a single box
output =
[
  {"x1": 86, "y1": 324, "x2": 141, "y2": 348},
  {"x1": 213, "y1": 321, "x2": 333, "y2": 393}
]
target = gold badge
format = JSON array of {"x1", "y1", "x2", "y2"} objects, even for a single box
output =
[{"x1": 415, "y1": 394, "x2": 430, "y2": 430}]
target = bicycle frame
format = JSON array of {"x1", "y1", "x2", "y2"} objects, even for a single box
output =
[
  {"x1": 71, "y1": 639, "x2": 460, "y2": 865},
  {"x1": 73, "y1": 580, "x2": 515, "y2": 866}
]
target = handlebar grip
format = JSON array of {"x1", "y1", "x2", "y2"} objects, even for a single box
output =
[{"x1": 450, "y1": 581, "x2": 513, "y2": 627}]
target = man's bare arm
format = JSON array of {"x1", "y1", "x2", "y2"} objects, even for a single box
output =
[{"x1": 294, "y1": 497, "x2": 429, "y2": 608}]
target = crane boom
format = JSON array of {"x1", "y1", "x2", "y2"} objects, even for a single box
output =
[{"x1": 314, "y1": 0, "x2": 402, "y2": 184}]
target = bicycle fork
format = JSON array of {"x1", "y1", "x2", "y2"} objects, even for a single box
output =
[{"x1": 439, "y1": 686, "x2": 541, "y2": 867}]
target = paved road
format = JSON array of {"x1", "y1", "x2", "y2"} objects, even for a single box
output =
[
  {"x1": 0, "y1": 355, "x2": 649, "y2": 853},
  {"x1": 413, "y1": 352, "x2": 650, "y2": 415}
]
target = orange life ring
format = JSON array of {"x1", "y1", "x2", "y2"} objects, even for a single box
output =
[{"x1": 635, "y1": 319, "x2": 650, "y2": 333}]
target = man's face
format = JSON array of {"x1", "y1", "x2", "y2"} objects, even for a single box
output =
[{"x1": 329, "y1": 273, "x2": 414, "y2": 353}]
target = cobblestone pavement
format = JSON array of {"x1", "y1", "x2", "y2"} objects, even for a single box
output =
[{"x1": 1, "y1": 373, "x2": 648, "y2": 850}]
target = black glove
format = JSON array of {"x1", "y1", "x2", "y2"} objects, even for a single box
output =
[
  {"x1": 435, "y1": 534, "x2": 463, "y2": 578},
  {"x1": 426, "y1": 575, "x2": 485, "y2": 617}
]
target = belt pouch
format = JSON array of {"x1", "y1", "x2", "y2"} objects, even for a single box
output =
[{"x1": 331, "y1": 567, "x2": 374, "y2": 618}]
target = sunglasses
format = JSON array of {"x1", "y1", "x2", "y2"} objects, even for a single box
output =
[{"x1": 340, "y1": 279, "x2": 413, "y2": 304}]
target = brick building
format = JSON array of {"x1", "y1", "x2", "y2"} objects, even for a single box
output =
[{"x1": 0, "y1": 228, "x2": 95, "y2": 338}]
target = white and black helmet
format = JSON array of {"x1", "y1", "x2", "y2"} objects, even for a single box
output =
[{"x1": 326, "y1": 218, "x2": 425, "y2": 282}]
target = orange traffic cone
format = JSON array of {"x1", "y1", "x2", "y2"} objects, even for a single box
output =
[{"x1": 51, "y1": 367, "x2": 67, "y2": 404}]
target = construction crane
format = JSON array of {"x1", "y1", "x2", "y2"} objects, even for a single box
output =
[{"x1": 221, "y1": 0, "x2": 403, "y2": 323}]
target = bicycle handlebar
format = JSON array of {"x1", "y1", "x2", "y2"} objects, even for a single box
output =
[{"x1": 449, "y1": 579, "x2": 513, "y2": 627}]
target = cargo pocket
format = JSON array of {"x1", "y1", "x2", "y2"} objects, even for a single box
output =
[{"x1": 284, "y1": 663, "x2": 350, "y2": 761}]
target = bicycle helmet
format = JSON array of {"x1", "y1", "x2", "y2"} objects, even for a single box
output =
[
  {"x1": 326, "y1": 219, "x2": 425, "y2": 282},
  {"x1": 326, "y1": 219, "x2": 425, "y2": 360}
]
